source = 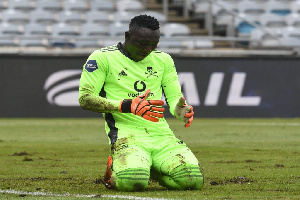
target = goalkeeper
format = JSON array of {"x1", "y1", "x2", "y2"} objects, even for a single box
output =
[{"x1": 79, "y1": 15, "x2": 203, "y2": 191}]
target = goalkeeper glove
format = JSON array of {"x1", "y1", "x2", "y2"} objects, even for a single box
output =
[
  {"x1": 119, "y1": 89, "x2": 165, "y2": 122},
  {"x1": 174, "y1": 97, "x2": 194, "y2": 128}
]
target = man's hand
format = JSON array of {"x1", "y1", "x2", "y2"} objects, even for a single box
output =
[
  {"x1": 174, "y1": 97, "x2": 194, "y2": 128},
  {"x1": 120, "y1": 89, "x2": 165, "y2": 122}
]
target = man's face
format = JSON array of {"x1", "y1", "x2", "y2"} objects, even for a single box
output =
[{"x1": 125, "y1": 27, "x2": 160, "y2": 62}]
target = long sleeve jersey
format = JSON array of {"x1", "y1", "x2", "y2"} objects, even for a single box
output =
[{"x1": 79, "y1": 44, "x2": 183, "y2": 144}]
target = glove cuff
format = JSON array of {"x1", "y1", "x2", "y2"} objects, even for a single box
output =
[{"x1": 120, "y1": 100, "x2": 132, "y2": 113}]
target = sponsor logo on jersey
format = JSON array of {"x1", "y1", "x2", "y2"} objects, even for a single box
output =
[
  {"x1": 118, "y1": 70, "x2": 127, "y2": 76},
  {"x1": 133, "y1": 80, "x2": 146, "y2": 92},
  {"x1": 85, "y1": 60, "x2": 98, "y2": 73}
]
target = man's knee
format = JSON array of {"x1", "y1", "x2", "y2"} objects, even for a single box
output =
[
  {"x1": 112, "y1": 168, "x2": 150, "y2": 191},
  {"x1": 168, "y1": 164, "x2": 204, "y2": 190}
]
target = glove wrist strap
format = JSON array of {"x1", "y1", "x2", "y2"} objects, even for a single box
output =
[{"x1": 120, "y1": 100, "x2": 132, "y2": 113}]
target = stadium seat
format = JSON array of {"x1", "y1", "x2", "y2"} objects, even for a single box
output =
[
  {"x1": 8, "y1": 0, "x2": 36, "y2": 11},
  {"x1": 101, "y1": 38, "x2": 122, "y2": 47},
  {"x1": 250, "y1": 27, "x2": 284, "y2": 47},
  {"x1": 59, "y1": 11, "x2": 86, "y2": 25},
  {"x1": 90, "y1": 0, "x2": 115, "y2": 11},
  {"x1": 161, "y1": 23, "x2": 191, "y2": 38},
  {"x1": 0, "y1": 0, "x2": 8, "y2": 10},
  {"x1": 281, "y1": 27, "x2": 300, "y2": 47},
  {"x1": 19, "y1": 38, "x2": 49, "y2": 47},
  {"x1": 36, "y1": 0, "x2": 62, "y2": 12},
  {"x1": 113, "y1": 11, "x2": 138, "y2": 23},
  {"x1": 63, "y1": 0, "x2": 90, "y2": 12},
  {"x1": 1, "y1": 9, "x2": 29, "y2": 24},
  {"x1": 76, "y1": 38, "x2": 102, "y2": 48},
  {"x1": 52, "y1": 23, "x2": 80, "y2": 36},
  {"x1": 264, "y1": 1, "x2": 292, "y2": 16},
  {"x1": 0, "y1": 22, "x2": 24, "y2": 35},
  {"x1": 285, "y1": 13, "x2": 300, "y2": 27},
  {"x1": 0, "y1": 38, "x2": 19, "y2": 46},
  {"x1": 30, "y1": 10, "x2": 59, "y2": 25},
  {"x1": 259, "y1": 13, "x2": 287, "y2": 27},
  {"x1": 109, "y1": 22, "x2": 128, "y2": 36},
  {"x1": 235, "y1": 13, "x2": 261, "y2": 36},
  {"x1": 138, "y1": 11, "x2": 167, "y2": 23},
  {"x1": 158, "y1": 39, "x2": 193, "y2": 49},
  {"x1": 116, "y1": 0, "x2": 144, "y2": 12},
  {"x1": 195, "y1": 39, "x2": 214, "y2": 48},
  {"x1": 290, "y1": 0, "x2": 300, "y2": 14},
  {"x1": 238, "y1": 0, "x2": 266, "y2": 16},
  {"x1": 81, "y1": 23, "x2": 109, "y2": 36},
  {"x1": 24, "y1": 23, "x2": 51, "y2": 36},
  {"x1": 85, "y1": 10, "x2": 113, "y2": 24},
  {"x1": 213, "y1": 1, "x2": 240, "y2": 27},
  {"x1": 192, "y1": 0, "x2": 210, "y2": 15}
]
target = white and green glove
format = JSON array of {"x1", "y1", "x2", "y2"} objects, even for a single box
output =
[{"x1": 174, "y1": 97, "x2": 194, "y2": 128}]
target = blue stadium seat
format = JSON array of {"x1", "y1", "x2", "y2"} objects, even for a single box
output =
[{"x1": 265, "y1": 1, "x2": 292, "y2": 16}]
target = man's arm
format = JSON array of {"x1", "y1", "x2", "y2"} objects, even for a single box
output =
[
  {"x1": 161, "y1": 54, "x2": 194, "y2": 127},
  {"x1": 79, "y1": 84, "x2": 120, "y2": 113}
]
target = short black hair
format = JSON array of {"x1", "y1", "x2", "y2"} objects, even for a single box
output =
[{"x1": 129, "y1": 15, "x2": 160, "y2": 31}]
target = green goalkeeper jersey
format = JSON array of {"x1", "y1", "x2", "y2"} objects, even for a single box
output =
[{"x1": 79, "y1": 44, "x2": 183, "y2": 144}]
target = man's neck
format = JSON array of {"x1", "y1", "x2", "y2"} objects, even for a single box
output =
[{"x1": 117, "y1": 42, "x2": 133, "y2": 60}]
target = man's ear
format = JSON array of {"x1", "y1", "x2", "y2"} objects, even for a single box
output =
[{"x1": 125, "y1": 31, "x2": 130, "y2": 40}]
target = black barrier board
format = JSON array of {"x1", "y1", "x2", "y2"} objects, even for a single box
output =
[{"x1": 0, "y1": 56, "x2": 299, "y2": 118}]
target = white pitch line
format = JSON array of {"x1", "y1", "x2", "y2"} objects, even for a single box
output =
[
  {"x1": 227, "y1": 122, "x2": 299, "y2": 126},
  {"x1": 0, "y1": 189, "x2": 173, "y2": 200}
]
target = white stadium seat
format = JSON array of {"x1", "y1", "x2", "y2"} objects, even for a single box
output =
[
  {"x1": 36, "y1": 0, "x2": 62, "y2": 12},
  {"x1": 161, "y1": 23, "x2": 191, "y2": 38},
  {"x1": 1, "y1": 9, "x2": 29, "y2": 25}
]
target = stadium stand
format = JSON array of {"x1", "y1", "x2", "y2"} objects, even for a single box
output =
[
  {"x1": 0, "y1": 0, "x2": 299, "y2": 55},
  {"x1": 35, "y1": 0, "x2": 63, "y2": 12}
]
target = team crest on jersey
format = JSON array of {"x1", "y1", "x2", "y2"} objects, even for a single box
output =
[
  {"x1": 145, "y1": 67, "x2": 158, "y2": 78},
  {"x1": 85, "y1": 60, "x2": 98, "y2": 73}
]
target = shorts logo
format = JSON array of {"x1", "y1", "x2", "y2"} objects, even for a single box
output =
[
  {"x1": 85, "y1": 60, "x2": 98, "y2": 73},
  {"x1": 134, "y1": 80, "x2": 146, "y2": 92}
]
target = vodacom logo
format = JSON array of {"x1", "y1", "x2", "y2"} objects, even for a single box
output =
[{"x1": 44, "y1": 70, "x2": 82, "y2": 106}]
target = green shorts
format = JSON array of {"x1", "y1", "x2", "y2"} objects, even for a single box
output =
[{"x1": 110, "y1": 134, "x2": 203, "y2": 191}]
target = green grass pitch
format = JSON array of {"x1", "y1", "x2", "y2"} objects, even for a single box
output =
[{"x1": 0, "y1": 118, "x2": 299, "y2": 200}]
